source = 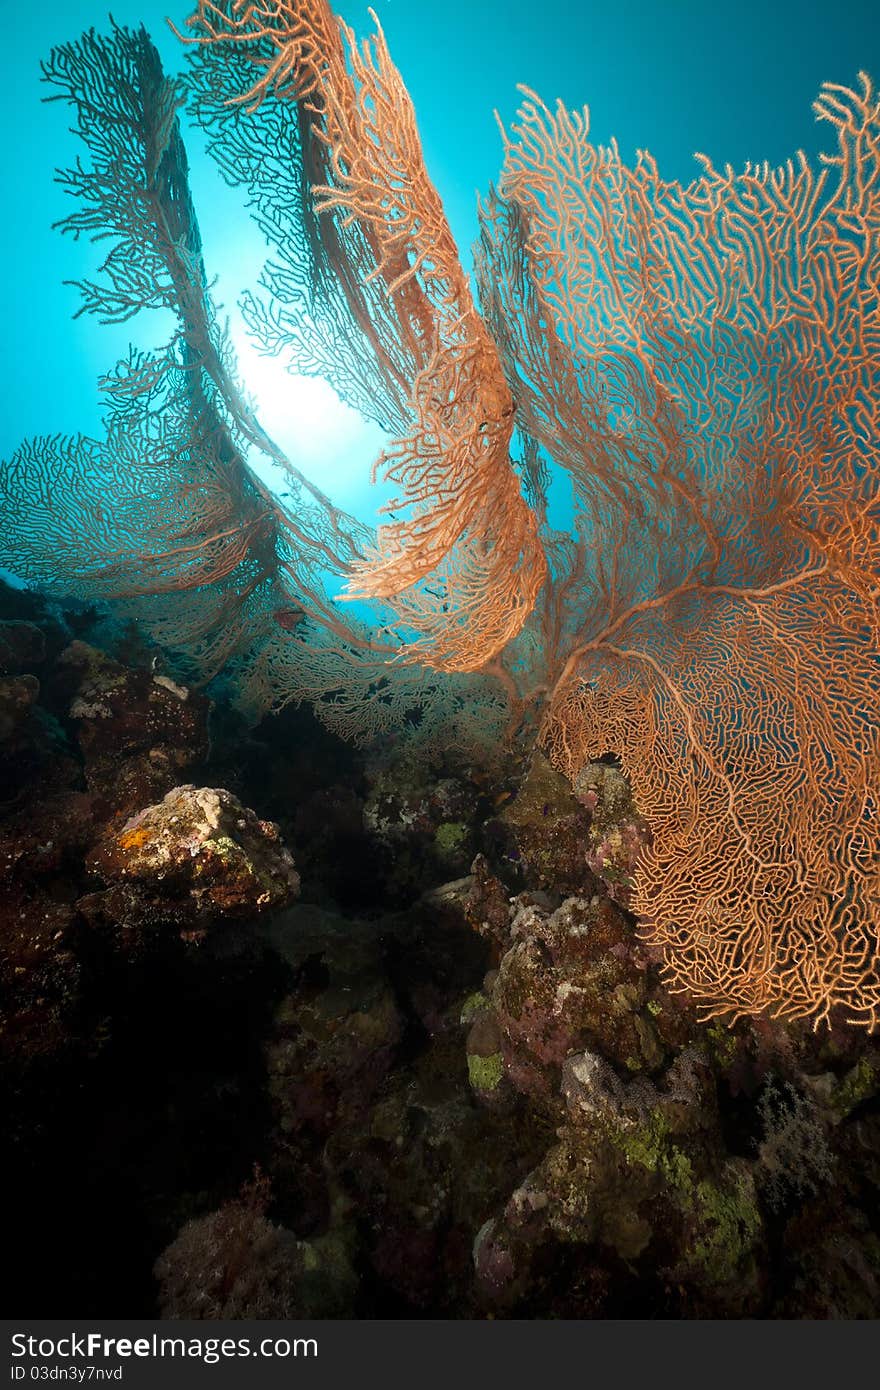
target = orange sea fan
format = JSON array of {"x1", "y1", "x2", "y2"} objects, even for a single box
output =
[
  {"x1": 184, "y1": 0, "x2": 547, "y2": 669},
  {"x1": 11, "y1": 6, "x2": 878, "y2": 1029},
  {"x1": 487, "y1": 78, "x2": 880, "y2": 1028}
]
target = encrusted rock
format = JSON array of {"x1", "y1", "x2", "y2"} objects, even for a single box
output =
[
  {"x1": 475, "y1": 1045, "x2": 766, "y2": 1316},
  {"x1": 363, "y1": 753, "x2": 479, "y2": 900},
  {"x1": 465, "y1": 1009, "x2": 509, "y2": 1107},
  {"x1": 87, "y1": 785, "x2": 300, "y2": 928},
  {"x1": 488, "y1": 893, "x2": 672, "y2": 1105},
  {"x1": 155, "y1": 1187, "x2": 360, "y2": 1319},
  {"x1": 572, "y1": 760, "x2": 651, "y2": 907},
  {"x1": 56, "y1": 642, "x2": 210, "y2": 821},
  {"x1": 464, "y1": 854, "x2": 512, "y2": 950},
  {"x1": 486, "y1": 749, "x2": 596, "y2": 894}
]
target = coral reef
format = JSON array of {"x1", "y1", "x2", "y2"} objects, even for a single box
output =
[
  {"x1": 485, "y1": 750, "x2": 596, "y2": 895},
  {"x1": 2, "y1": 583, "x2": 879, "y2": 1319},
  {"x1": 4, "y1": 4, "x2": 878, "y2": 1030},
  {"x1": 153, "y1": 1173, "x2": 358, "y2": 1319},
  {"x1": 56, "y1": 642, "x2": 212, "y2": 823},
  {"x1": 363, "y1": 752, "x2": 480, "y2": 904},
  {"x1": 86, "y1": 785, "x2": 300, "y2": 942},
  {"x1": 0, "y1": 0, "x2": 878, "y2": 1320}
]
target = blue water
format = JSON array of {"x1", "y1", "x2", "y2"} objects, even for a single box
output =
[{"x1": 2, "y1": 0, "x2": 878, "y2": 528}]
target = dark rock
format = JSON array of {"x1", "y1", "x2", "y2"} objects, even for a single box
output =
[
  {"x1": 0, "y1": 621, "x2": 46, "y2": 676},
  {"x1": 260, "y1": 906, "x2": 402, "y2": 1143},
  {"x1": 55, "y1": 642, "x2": 211, "y2": 823},
  {"x1": 0, "y1": 675, "x2": 39, "y2": 743},
  {"x1": 485, "y1": 749, "x2": 597, "y2": 895}
]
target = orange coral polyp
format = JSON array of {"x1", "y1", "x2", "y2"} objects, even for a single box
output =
[{"x1": 118, "y1": 826, "x2": 154, "y2": 851}]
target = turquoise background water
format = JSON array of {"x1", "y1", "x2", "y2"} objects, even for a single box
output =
[{"x1": 2, "y1": 0, "x2": 878, "y2": 527}]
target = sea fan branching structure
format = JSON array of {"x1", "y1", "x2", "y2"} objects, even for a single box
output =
[
  {"x1": 1, "y1": 18, "x2": 510, "y2": 756},
  {"x1": 478, "y1": 82, "x2": 880, "y2": 1029},
  {"x1": 2, "y1": 0, "x2": 878, "y2": 1030}
]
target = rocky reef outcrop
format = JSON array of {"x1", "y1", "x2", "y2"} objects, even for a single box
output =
[{"x1": 2, "y1": 582, "x2": 879, "y2": 1319}]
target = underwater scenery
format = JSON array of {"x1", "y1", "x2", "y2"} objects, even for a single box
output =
[{"x1": 2, "y1": 0, "x2": 880, "y2": 1321}]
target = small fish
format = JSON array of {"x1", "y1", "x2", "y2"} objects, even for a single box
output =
[
  {"x1": 273, "y1": 606, "x2": 306, "y2": 631},
  {"x1": 493, "y1": 789, "x2": 514, "y2": 807}
]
